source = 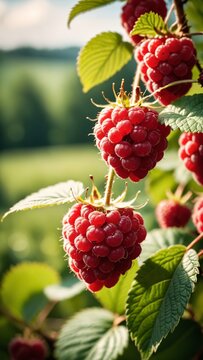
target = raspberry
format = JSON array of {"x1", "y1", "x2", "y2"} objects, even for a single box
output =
[
  {"x1": 192, "y1": 197, "x2": 203, "y2": 234},
  {"x1": 62, "y1": 203, "x2": 147, "y2": 291},
  {"x1": 121, "y1": 0, "x2": 167, "y2": 45},
  {"x1": 94, "y1": 105, "x2": 170, "y2": 182},
  {"x1": 156, "y1": 199, "x2": 191, "y2": 228},
  {"x1": 136, "y1": 36, "x2": 196, "y2": 105},
  {"x1": 9, "y1": 337, "x2": 47, "y2": 360},
  {"x1": 179, "y1": 132, "x2": 203, "y2": 185}
]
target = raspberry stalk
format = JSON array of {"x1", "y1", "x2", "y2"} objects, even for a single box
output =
[{"x1": 104, "y1": 167, "x2": 115, "y2": 206}]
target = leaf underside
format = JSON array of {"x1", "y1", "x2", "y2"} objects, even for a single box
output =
[
  {"x1": 55, "y1": 308, "x2": 129, "y2": 360},
  {"x1": 2, "y1": 180, "x2": 84, "y2": 220}
]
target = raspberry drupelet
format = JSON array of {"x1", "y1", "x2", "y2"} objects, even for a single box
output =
[
  {"x1": 121, "y1": 0, "x2": 167, "y2": 45},
  {"x1": 192, "y1": 197, "x2": 203, "y2": 234},
  {"x1": 94, "y1": 105, "x2": 170, "y2": 182},
  {"x1": 135, "y1": 37, "x2": 196, "y2": 105},
  {"x1": 179, "y1": 132, "x2": 203, "y2": 186},
  {"x1": 63, "y1": 203, "x2": 147, "y2": 292},
  {"x1": 156, "y1": 199, "x2": 191, "y2": 228}
]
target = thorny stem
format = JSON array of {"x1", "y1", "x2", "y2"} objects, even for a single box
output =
[
  {"x1": 186, "y1": 232, "x2": 203, "y2": 252},
  {"x1": 0, "y1": 306, "x2": 57, "y2": 342},
  {"x1": 35, "y1": 301, "x2": 57, "y2": 329},
  {"x1": 198, "y1": 249, "x2": 203, "y2": 258},
  {"x1": 173, "y1": 0, "x2": 202, "y2": 72},
  {"x1": 173, "y1": 0, "x2": 189, "y2": 33},
  {"x1": 104, "y1": 167, "x2": 115, "y2": 206}
]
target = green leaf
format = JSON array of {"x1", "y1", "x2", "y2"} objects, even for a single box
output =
[
  {"x1": 151, "y1": 319, "x2": 203, "y2": 360},
  {"x1": 44, "y1": 277, "x2": 85, "y2": 301},
  {"x1": 146, "y1": 168, "x2": 176, "y2": 205},
  {"x1": 55, "y1": 308, "x2": 128, "y2": 360},
  {"x1": 68, "y1": 0, "x2": 117, "y2": 27},
  {"x1": 130, "y1": 12, "x2": 167, "y2": 37},
  {"x1": 1, "y1": 263, "x2": 60, "y2": 322},
  {"x1": 159, "y1": 94, "x2": 203, "y2": 132},
  {"x1": 78, "y1": 32, "x2": 133, "y2": 92},
  {"x1": 96, "y1": 260, "x2": 138, "y2": 315},
  {"x1": 141, "y1": 228, "x2": 194, "y2": 262},
  {"x1": 2, "y1": 180, "x2": 84, "y2": 220},
  {"x1": 126, "y1": 245, "x2": 199, "y2": 360}
]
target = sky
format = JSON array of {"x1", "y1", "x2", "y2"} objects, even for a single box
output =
[{"x1": 0, "y1": 0, "x2": 125, "y2": 49}]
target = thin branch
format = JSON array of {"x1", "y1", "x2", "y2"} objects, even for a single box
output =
[{"x1": 186, "y1": 232, "x2": 203, "y2": 251}]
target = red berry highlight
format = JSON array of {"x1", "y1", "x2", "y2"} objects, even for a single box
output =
[
  {"x1": 94, "y1": 106, "x2": 170, "y2": 182},
  {"x1": 179, "y1": 132, "x2": 203, "y2": 185},
  {"x1": 62, "y1": 203, "x2": 147, "y2": 291},
  {"x1": 156, "y1": 199, "x2": 191, "y2": 228},
  {"x1": 192, "y1": 197, "x2": 203, "y2": 234},
  {"x1": 135, "y1": 36, "x2": 196, "y2": 105}
]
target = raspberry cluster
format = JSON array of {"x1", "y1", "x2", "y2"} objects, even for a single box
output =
[
  {"x1": 156, "y1": 199, "x2": 191, "y2": 228},
  {"x1": 179, "y1": 132, "x2": 203, "y2": 186},
  {"x1": 192, "y1": 197, "x2": 203, "y2": 234},
  {"x1": 62, "y1": 203, "x2": 146, "y2": 292},
  {"x1": 94, "y1": 105, "x2": 170, "y2": 182},
  {"x1": 135, "y1": 37, "x2": 196, "y2": 105},
  {"x1": 121, "y1": 0, "x2": 167, "y2": 45},
  {"x1": 9, "y1": 337, "x2": 47, "y2": 360}
]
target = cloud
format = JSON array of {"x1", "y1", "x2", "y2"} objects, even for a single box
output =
[{"x1": 0, "y1": 0, "x2": 125, "y2": 49}]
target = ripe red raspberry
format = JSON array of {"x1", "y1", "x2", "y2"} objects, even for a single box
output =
[
  {"x1": 63, "y1": 203, "x2": 147, "y2": 292},
  {"x1": 121, "y1": 0, "x2": 167, "y2": 45},
  {"x1": 9, "y1": 337, "x2": 47, "y2": 360},
  {"x1": 179, "y1": 132, "x2": 203, "y2": 186},
  {"x1": 156, "y1": 199, "x2": 191, "y2": 228},
  {"x1": 94, "y1": 105, "x2": 170, "y2": 182},
  {"x1": 192, "y1": 197, "x2": 203, "y2": 234},
  {"x1": 135, "y1": 37, "x2": 196, "y2": 105}
]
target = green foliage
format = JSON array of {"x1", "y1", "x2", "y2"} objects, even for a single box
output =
[
  {"x1": 44, "y1": 278, "x2": 85, "y2": 301},
  {"x1": 96, "y1": 260, "x2": 138, "y2": 315},
  {"x1": 55, "y1": 308, "x2": 128, "y2": 360},
  {"x1": 141, "y1": 228, "x2": 194, "y2": 262},
  {"x1": 151, "y1": 319, "x2": 203, "y2": 360},
  {"x1": 159, "y1": 94, "x2": 203, "y2": 132},
  {"x1": 1, "y1": 263, "x2": 60, "y2": 322},
  {"x1": 78, "y1": 32, "x2": 133, "y2": 92},
  {"x1": 2, "y1": 180, "x2": 84, "y2": 220},
  {"x1": 126, "y1": 246, "x2": 199, "y2": 360},
  {"x1": 68, "y1": 0, "x2": 117, "y2": 26},
  {"x1": 130, "y1": 12, "x2": 167, "y2": 37}
]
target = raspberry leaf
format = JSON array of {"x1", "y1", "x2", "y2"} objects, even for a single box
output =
[
  {"x1": 68, "y1": 0, "x2": 117, "y2": 27},
  {"x1": 159, "y1": 94, "x2": 203, "y2": 132},
  {"x1": 0, "y1": 263, "x2": 60, "y2": 322},
  {"x1": 130, "y1": 12, "x2": 167, "y2": 37},
  {"x1": 96, "y1": 260, "x2": 139, "y2": 315},
  {"x1": 2, "y1": 180, "x2": 84, "y2": 220},
  {"x1": 126, "y1": 245, "x2": 199, "y2": 360},
  {"x1": 44, "y1": 278, "x2": 85, "y2": 302},
  {"x1": 141, "y1": 228, "x2": 194, "y2": 262},
  {"x1": 55, "y1": 308, "x2": 129, "y2": 360},
  {"x1": 78, "y1": 32, "x2": 133, "y2": 92}
]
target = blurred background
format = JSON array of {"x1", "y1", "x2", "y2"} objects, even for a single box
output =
[{"x1": 0, "y1": 0, "x2": 203, "y2": 357}]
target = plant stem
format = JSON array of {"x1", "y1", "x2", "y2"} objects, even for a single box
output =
[
  {"x1": 141, "y1": 79, "x2": 198, "y2": 103},
  {"x1": 198, "y1": 249, "x2": 203, "y2": 258},
  {"x1": 104, "y1": 167, "x2": 115, "y2": 206},
  {"x1": 131, "y1": 63, "x2": 141, "y2": 105},
  {"x1": 186, "y1": 232, "x2": 203, "y2": 251},
  {"x1": 173, "y1": 0, "x2": 189, "y2": 33}
]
